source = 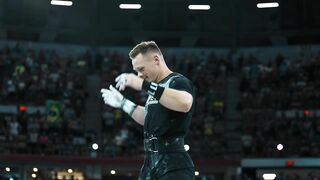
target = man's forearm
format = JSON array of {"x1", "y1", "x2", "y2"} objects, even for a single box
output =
[{"x1": 131, "y1": 105, "x2": 145, "y2": 126}]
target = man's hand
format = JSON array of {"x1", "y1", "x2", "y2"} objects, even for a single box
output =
[
  {"x1": 101, "y1": 85, "x2": 124, "y2": 108},
  {"x1": 101, "y1": 84, "x2": 138, "y2": 116},
  {"x1": 115, "y1": 73, "x2": 143, "y2": 91}
]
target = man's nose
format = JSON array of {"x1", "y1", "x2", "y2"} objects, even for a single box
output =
[{"x1": 138, "y1": 72, "x2": 143, "y2": 78}]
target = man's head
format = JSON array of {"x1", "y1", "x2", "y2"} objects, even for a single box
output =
[{"x1": 129, "y1": 41, "x2": 165, "y2": 82}]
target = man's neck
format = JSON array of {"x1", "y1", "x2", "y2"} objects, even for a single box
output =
[{"x1": 156, "y1": 67, "x2": 172, "y2": 83}]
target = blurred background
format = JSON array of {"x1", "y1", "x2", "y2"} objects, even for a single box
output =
[{"x1": 0, "y1": 0, "x2": 320, "y2": 179}]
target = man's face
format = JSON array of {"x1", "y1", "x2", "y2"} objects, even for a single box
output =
[{"x1": 132, "y1": 53, "x2": 159, "y2": 82}]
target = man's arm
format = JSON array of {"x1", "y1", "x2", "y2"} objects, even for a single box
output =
[
  {"x1": 131, "y1": 105, "x2": 145, "y2": 125},
  {"x1": 101, "y1": 85, "x2": 145, "y2": 126},
  {"x1": 158, "y1": 88, "x2": 193, "y2": 113},
  {"x1": 115, "y1": 73, "x2": 193, "y2": 113}
]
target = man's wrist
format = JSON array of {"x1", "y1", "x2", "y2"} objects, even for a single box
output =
[
  {"x1": 142, "y1": 80, "x2": 165, "y2": 100},
  {"x1": 142, "y1": 80, "x2": 150, "y2": 92},
  {"x1": 121, "y1": 98, "x2": 137, "y2": 116}
]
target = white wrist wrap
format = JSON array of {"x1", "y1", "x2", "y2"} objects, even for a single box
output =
[{"x1": 121, "y1": 98, "x2": 137, "y2": 116}]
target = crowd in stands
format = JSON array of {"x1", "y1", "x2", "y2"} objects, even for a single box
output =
[
  {"x1": 0, "y1": 43, "x2": 89, "y2": 156},
  {"x1": 239, "y1": 52, "x2": 320, "y2": 157},
  {"x1": 1, "y1": 42, "x2": 320, "y2": 161}
]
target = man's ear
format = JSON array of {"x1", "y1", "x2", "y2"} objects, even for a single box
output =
[{"x1": 154, "y1": 54, "x2": 160, "y2": 65}]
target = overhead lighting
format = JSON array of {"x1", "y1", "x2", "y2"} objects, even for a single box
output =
[
  {"x1": 257, "y1": 2, "x2": 279, "y2": 8},
  {"x1": 51, "y1": 0, "x2": 73, "y2": 6},
  {"x1": 119, "y1": 4, "x2": 142, "y2": 9},
  {"x1": 188, "y1": 5, "x2": 211, "y2": 10}
]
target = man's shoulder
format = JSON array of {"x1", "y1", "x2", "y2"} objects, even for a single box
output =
[
  {"x1": 160, "y1": 72, "x2": 192, "y2": 88},
  {"x1": 171, "y1": 72, "x2": 192, "y2": 84},
  {"x1": 170, "y1": 72, "x2": 190, "y2": 81}
]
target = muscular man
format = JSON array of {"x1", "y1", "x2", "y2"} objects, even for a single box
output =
[{"x1": 101, "y1": 41, "x2": 195, "y2": 180}]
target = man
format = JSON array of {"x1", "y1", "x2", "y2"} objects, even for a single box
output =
[{"x1": 101, "y1": 41, "x2": 195, "y2": 180}]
